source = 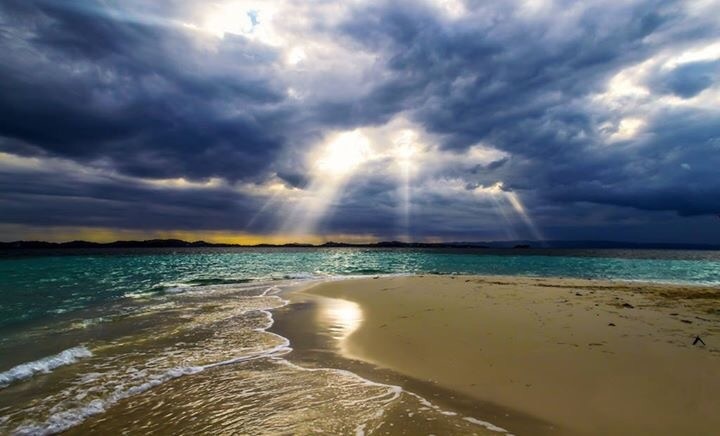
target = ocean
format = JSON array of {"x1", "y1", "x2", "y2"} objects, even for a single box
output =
[{"x1": 1, "y1": 247, "x2": 719, "y2": 434}]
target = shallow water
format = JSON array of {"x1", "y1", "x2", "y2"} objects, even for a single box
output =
[{"x1": 0, "y1": 280, "x2": 506, "y2": 435}]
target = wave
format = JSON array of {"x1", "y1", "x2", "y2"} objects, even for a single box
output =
[
  {"x1": 184, "y1": 278, "x2": 254, "y2": 286},
  {"x1": 463, "y1": 417, "x2": 510, "y2": 433},
  {"x1": 13, "y1": 343, "x2": 292, "y2": 436},
  {"x1": 0, "y1": 346, "x2": 92, "y2": 389},
  {"x1": 12, "y1": 365, "x2": 204, "y2": 436},
  {"x1": 137, "y1": 272, "x2": 410, "y2": 298},
  {"x1": 141, "y1": 278, "x2": 256, "y2": 295}
]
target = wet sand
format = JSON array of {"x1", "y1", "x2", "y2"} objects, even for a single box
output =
[{"x1": 291, "y1": 275, "x2": 720, "y2": 436}]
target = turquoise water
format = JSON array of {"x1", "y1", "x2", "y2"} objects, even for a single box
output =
[{"x1": 1, "y1": 247, "x2": 719, "y2": 329}]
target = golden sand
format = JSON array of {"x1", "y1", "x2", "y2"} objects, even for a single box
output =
[{"x1": 301, "y1": 275, "x2": 720, "y2": 435}]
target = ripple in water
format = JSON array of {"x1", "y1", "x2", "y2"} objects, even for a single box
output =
[{"x1": 0, "y1": 280, "x2": 508, "y2": 435}]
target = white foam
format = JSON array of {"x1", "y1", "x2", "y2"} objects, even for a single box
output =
[
  {"x1": 201, "y1": 340, "x2": 292, "y2": 371},
  {"x1": 70, "y1": 317, "x2": 107, "y2": 330},
  {"x1": 373, "y1": 372, "x2": 512, "y2": 434},
  {"x1": 169, "y1": 283, "x2": 280, "y2": 298},
  {"x1": 355, "y1": 422, "x2": 366, "y2": 436},
  {"x1": 261, "y1": 286, "x2": 282, "y2": 296},
  {"x1": 13, "y1": 366, "x2": 204, "y2": 436},
  {"x1": 11, "y1": 318, "x2": 291, "y2": 435},
  {"x1": 463, "y1": 416, "x2": 510, "y2": 433},
  {"x1": 12, "y1": 343, "x2": 295, "y2": 436},
  {"x1": 0, "y1": 346, "x2": 92, "y2": 389},
  {"x1": 276, "y1": 358, "x2": 404, "y2": 434}
]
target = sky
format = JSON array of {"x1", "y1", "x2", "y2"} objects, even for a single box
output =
[{"x1": 1, "y1": 0, "x2": 720, "y2": 244}]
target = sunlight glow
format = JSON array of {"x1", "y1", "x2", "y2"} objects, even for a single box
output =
[
  {"x1": 200, "y1": 1, "x2": 279, "y2": 44},
  {"x1": 267, "y1": 115, "x2": 541, "y2": 243},
  {"x1": 279, "y1": 130, "x2": 374, "y2": 237},
  {"x1": 145, "y1": 177, "x2": 224, "y2": 189},
  {"x1": 610, "y1": 117, "x2": 646, "y2": 142},
  {"x1": 203, "y1": 3, "x2": 254, "y2": 37},
  {"x1": 429, "y1": 0, "x2": 467, "y2": 18},
  {"x1": 318, "y1": 298, "x2": 364, "y2": 345},
  {"x1": 286, "y1": 46, "x2": 307, "y2": 65},
  {"x1": 315, "y1": 131, "x2": 372, "y2": 177}
]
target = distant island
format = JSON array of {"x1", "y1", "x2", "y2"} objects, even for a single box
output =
[{"x1": 1, "y1": 239, "x2": 719, "y2": 250}]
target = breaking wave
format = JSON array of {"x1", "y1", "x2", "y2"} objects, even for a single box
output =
[{"x1": 0, "y1": 346, "x2": 92, "y2": 389}]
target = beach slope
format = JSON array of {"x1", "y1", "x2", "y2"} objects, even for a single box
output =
[{"x1": 305, "y1": 275, "x2": 720, "y2": 435}]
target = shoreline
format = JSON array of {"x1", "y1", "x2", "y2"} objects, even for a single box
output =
[
  {"x1": 278, "y1": 274, "x2": 720, "y2": 435},
  {"x1": 271, "y1": 279, "x2": 558, "y2": 435},
  {"x1": 3, "y1": 274, "x2": 718, "y2": 434},
  {"x1": 62, "y1": 277, "x2": 519, "y2": 435}
]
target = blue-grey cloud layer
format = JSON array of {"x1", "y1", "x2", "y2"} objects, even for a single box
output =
[{"x1": 1, "y1": 0, "x2": 719, "y2": 242}]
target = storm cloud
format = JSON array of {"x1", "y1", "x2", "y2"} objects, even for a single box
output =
[{"x1": 1, "y1": 0, "x2": 720, "y2": 242}]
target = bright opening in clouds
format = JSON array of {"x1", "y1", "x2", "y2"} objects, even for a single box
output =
[
  {"x1": 314, "y1": 130, "x2": 372, "y2": 178},
  {"x1": 1, "y1": 0, "x2": 720, "y2": 243}
]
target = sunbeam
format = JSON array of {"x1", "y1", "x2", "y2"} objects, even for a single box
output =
[
  {"x1": 488, "y1": 194, "x2": 520, "y2": 240},
  {"x1": 481, "y1": 182, "x2": 543, "y2": 241},
  {"x1": 499, "y1": 183, "x2": 545, "y2": 241},
  {"x1": 392, "y1": 130, "x2": 419, "y2": 241},
  {"x1": 280, "y1": 130, "x2": 372, "y2": 238},
  {"x1": 505, "y1": 190, "x2": 544, "y2": 241}
]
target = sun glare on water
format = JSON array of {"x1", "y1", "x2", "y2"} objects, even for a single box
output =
[{"x1": 319, "y1": 298, "x2": 364, "y2": 342}]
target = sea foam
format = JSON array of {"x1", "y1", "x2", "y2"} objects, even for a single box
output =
[
  {"x1": 0, "y1": 346, "x2": 92, "y2": 389},
  {"x1": 12, "y1": 345, "x2": 293, "y2": 436}
]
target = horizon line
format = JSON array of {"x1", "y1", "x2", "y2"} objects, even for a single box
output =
[{"x1": 2, "y1": 238, "x2": 720, "y2": 250}]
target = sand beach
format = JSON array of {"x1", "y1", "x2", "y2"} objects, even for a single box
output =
[{"x1": 280, "y1": 275, "x2": 720, "y2": 435}]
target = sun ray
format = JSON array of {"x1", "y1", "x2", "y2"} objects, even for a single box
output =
[
  {"x1": 488, "y1": 194, "x2": 519, "y2": 240},
  {"x1": 479, "y1": 182, "x2": 542, "y2": 241},
  {"x1": 280, "y1": 130, "x2": 372, "y2": 238},
  {"x1": 392, "y1": 130, "x2": 419, "y2": 241},
  {"x1": 505, "y1": 191, "x2": 544, "y2": 241}
]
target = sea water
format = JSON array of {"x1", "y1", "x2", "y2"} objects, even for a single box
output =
[{"x1": 0, "y1": 247, "x2": 718, "y2": 434}]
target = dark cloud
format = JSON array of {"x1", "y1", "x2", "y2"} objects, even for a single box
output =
[
  {"x1": 0, "y1": 0, "x2": 289, "y2": 182},
  {"x1": 336, "y1": 0, "x2": 720, "y2": 220},
  {"x1": 0, "y1": 163, "x2": 269, "y2": 231},
  {"x1": 1, "y1": 0, "x2": 719, "y2": 242},
  {"x1": 652, "y1": 59, "x2": 720, "y2": 98}
]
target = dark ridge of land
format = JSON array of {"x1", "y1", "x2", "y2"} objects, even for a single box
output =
[
  {"x1": 0, "y1": 239, "x2": 719, "y2": 250},
  {"x1": 0, "y1": 239, "x2": 485, "y2": 249}
]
